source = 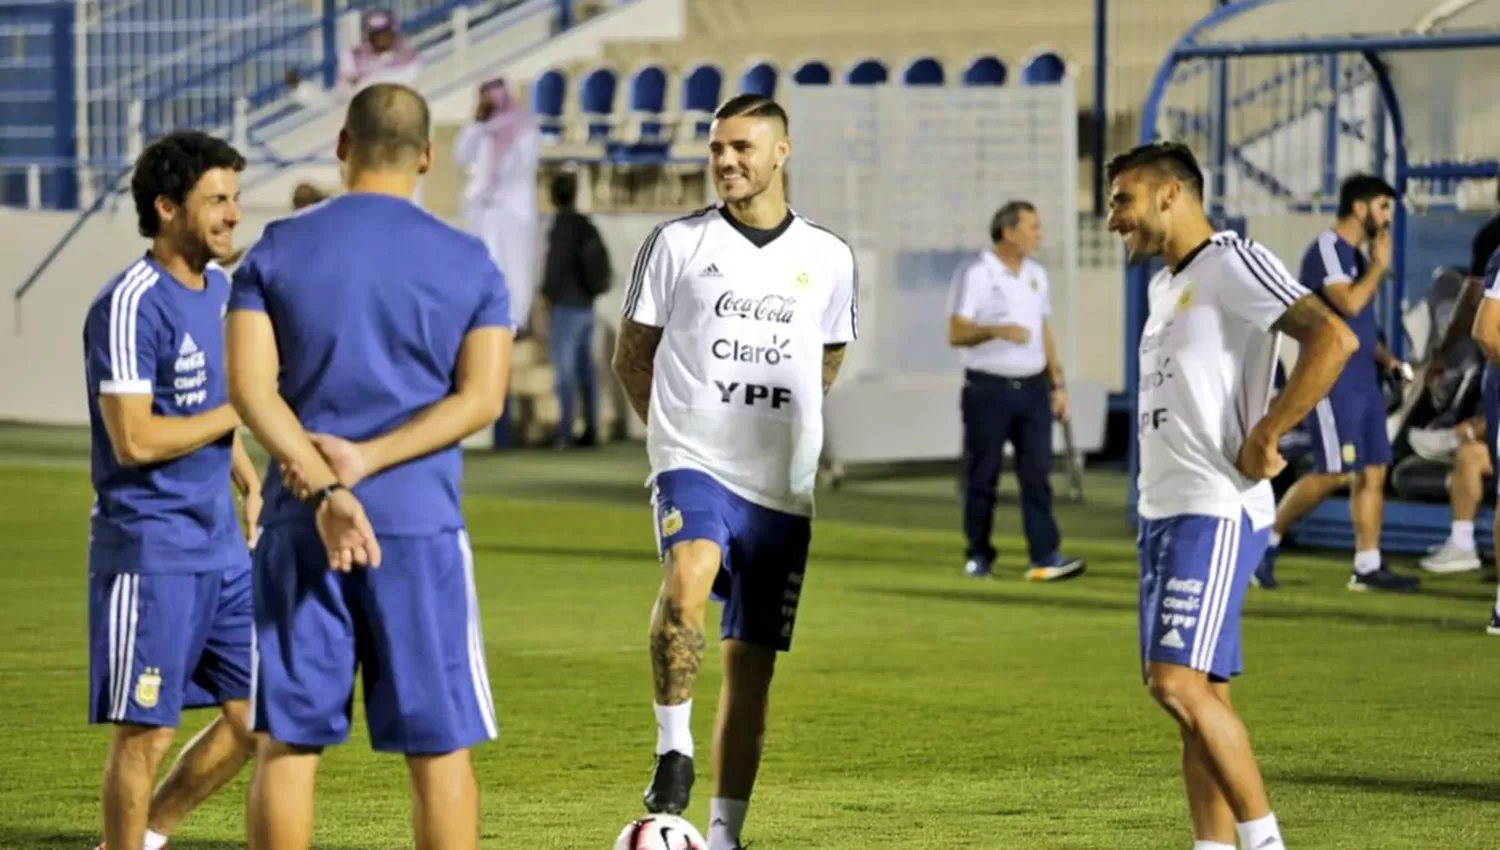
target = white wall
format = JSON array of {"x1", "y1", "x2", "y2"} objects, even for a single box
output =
[{"x1": 0, "y1": 205, "x2": 666, "y2": 426}]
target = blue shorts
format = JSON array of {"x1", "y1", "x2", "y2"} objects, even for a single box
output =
[
  {"x1": 87, "y1": 561, "x2": 253, "y2": 727},
  {"x1": 652, "y1": 469, "x2": 811, "y2": 652},
  {"x1": 250, "y1": 525, "x2": 498, "y2": 755},
  {"x1": 1308, "y1": 382, "x2": 1391, "y2": 474},
  {"x1": 1137, "y1": 511, "x2": 1268, "y2": 683}
]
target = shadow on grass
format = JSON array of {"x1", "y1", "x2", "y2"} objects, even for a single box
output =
[
  {"x1": 1278, "y1": 771, "x2": 1500, "y2": 803},
  {"x1": 854, "y1": 585, "x2": 1484, "y2": 633}
]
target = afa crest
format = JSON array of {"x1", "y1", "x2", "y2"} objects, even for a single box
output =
[
  {"x1": 1176, "y1": 284, "x2": 1196, "y2": 311},
  {"x1": 795, "y1": 272, "x2": 812, "y2": 290},
  {"x1": 660, "y1": 507, "x2": 684, "y2": 537},
  {"x1": 135, "y1": 667, "x2": 162, "y2": 709}
]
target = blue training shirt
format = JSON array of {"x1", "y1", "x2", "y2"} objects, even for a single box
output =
[
  {"x1": 228, "y1": 193, "x2": 512, "y2": 535},
  {"x1": 84, "y1": 255, "x2": 243, "y2": 572},
  {"x1": 1300, "y1": 228, "x2": 1378, "y2": 388}
]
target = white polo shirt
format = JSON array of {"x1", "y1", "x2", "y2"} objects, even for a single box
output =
[{"x1": 947, "y1": 251, "x2": 1051, "y2": 377}]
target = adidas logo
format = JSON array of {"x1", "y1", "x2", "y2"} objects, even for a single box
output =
[
  {"x1": 179, "y1": 333, "x2": 199, "y2": 355},
  {"x1": 1159, "y1": 628, "x2": 1185, "y2": 650},
  {"x1": 1254, "y1": 839, "x2": 1282, "y2": 849},
  {"x1": 701, "y1": 263, "x2": 723, "y2": 277}
]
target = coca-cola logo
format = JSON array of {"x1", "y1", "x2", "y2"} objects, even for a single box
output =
[{"x1": 714, "y1": 291, "x2": 795, "y2": 323}]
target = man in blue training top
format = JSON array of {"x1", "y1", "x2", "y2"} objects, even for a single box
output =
[
  {"x1": 84, "y1": 130, "x2": 262, "y2": 850},
  {"x1": 1254, "y1": 174, "x2": 1421, "y2": 592},
  {"x1": 226, "y1": 83, "x2": 513, "y2": 850},
  {"x1": 1470, "y1": 247, "x2": 1500, "y2": 633}
]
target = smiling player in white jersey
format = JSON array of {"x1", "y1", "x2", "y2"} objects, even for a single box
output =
[
  {"x1": 611, "y1": 93, "x2": 857, "y2": 850},
  {"x1": 1108, "y1": 142, "x2": 1357, "y2": 850}
]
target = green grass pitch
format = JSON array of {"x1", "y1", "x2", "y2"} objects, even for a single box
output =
[{"x1": 0, "y1": 426, "x2": 1494, "y2": 848}]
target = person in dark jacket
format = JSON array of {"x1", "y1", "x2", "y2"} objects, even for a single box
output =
[{"x1": 541, "y1": 171, "x2": 611, "y2": 447}]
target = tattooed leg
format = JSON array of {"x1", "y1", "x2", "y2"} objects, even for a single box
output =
[
  {"x1": 651, "y1": 597, "x2": 708, "y2": 703},
  {"x1": 650, "y1": 540, "x2": 721, "y2": 705}
]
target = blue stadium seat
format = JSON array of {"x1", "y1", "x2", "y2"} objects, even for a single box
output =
[
  {"x1": 793, "y1": 60, "x2": 831, "y2": 86},
  {"x1": 740, "y1": 62, "x2": 777, "y2": 98},
  {"x1": 628, "y1": 64, "x2": 668, "y2": 141},
  {"x1": 579, "y1": 67, "x2": 618, "y2": 142},
  {"x1": 1022, "y1": 51, "x2": 1067, "y2": 85},
  {"x1": 682, "y1": 63, "x2": 723, "y2": 140},
  {"x1": 902, "y1": 57, "x2": 944, "y2": 86},
  {"x1": 532, "y1": 68, "x2": 568, "y2": 140},
  {"x1": 846, "y1": 59, "x2": 888, "y2": 86},
  {"x1": 962, "y1": 55, "x2": 1007, "y2": 86}
]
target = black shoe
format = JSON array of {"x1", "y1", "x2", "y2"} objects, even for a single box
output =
[{"x1": 643, "y1": 750, "x2": 694, "y2": 814}]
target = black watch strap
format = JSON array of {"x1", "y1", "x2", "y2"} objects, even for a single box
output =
[{"x1": 306, "y1": 483, "x2": 347, "y2": 510}]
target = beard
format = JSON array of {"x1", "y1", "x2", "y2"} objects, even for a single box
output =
[{"x1": 1362, "y1": 212, "x2": 1382, "y2": 240}]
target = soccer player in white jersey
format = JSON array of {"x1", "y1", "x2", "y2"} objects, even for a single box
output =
[
  {"x1": 611, "y1": 93, "x2": 857, "y2": 850},
  {"x1": 1108, "y1": 142, "x2": 1357, "y2": 850}
]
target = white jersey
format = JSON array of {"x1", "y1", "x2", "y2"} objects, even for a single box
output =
[
  {"x1": 1136, "y1": 232, "x2": 1310, "y2": 529},
  {"x1": 623, "y1": 205, "x2": 859, "y2": 516}
]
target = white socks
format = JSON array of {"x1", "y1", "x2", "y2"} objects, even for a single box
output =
[
  {"x1": 144, "y1": 829, "x2": 169, "y2": 850},
  {"x1": 1352, "y1": 549, "x2": 1381, "y2": 576},
  {"x1": 1237, "y1": 812, "x2": 1285, "y2": 848},
  {"x1": 1268, "y1": 532, "x2": 1283, "y2": 549},
  {"x1": 1192, "y1": 842, "x2": 1235, "y2": 850},
  {"x1": 1492, "y1": 587, "x2": 1500, "y2": 617},
  {"x1": 654, "y1": 701, "x2": 693, "y2": 758},
  {"x1": 707, "y1": 798, "x2": 749, "y2": 850},
  {"x1": 1453, "y1": 520, "x2": 1476, "y2": 552}
]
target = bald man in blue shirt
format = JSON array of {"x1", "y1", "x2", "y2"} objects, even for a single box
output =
[{"x1": 226, "y1": 83, "x2": 514, "y2": 850}]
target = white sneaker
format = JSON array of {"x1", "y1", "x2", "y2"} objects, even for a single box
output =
[
  {"x1": 1408, "y1": 426, "x2": 1462, "y2": 462},
  {"x1": 1419, "y1": 542, "x2": 1482, "y2": 573}
]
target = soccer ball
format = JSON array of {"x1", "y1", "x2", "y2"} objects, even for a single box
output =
[{"x1": 613, "y1": 814, "x2": 707, "y2": 850}]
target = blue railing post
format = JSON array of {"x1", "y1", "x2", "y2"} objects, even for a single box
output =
[
  {"x1": 555, "y1": 0, "x2": 572, "y2": 32},
  {"x1": 1091, "y1": 0, "x2": 1106, "y2": 217},
  {"x1": 50, "y1": 1, "x2": 79, "y2": 209},
  {"x1": 321, "y1": 0, "x2": 340, "y2": 89}
]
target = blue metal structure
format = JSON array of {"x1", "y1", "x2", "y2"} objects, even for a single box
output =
[{"x1": 1125, "y1": 0, "x2": 1500, "y2": 553}]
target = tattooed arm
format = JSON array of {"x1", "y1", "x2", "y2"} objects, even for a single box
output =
[
  {"x1": 611, "y1": 319, "x2": 664, "y2": 422},
  {"x1": 1259, "y1": 294, "x2": 1358, "y2": 439},
  {"x1": 822, "y1": 344, "x2": 846, "y2": 395}
]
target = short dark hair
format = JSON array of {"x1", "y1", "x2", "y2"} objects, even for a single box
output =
[
  {"x1": 990, "y1": 200, "x2": 1037, "y2": 242},
  {"x1": 1105, "y1": 141, "x2": 1205, "y2": 199},
  {"x1": 713, "y1": 93, "x2": 789, "y2": 132},
  {"x1": 550, "y1": 171, "x2": 578, "y2": 209},
  {"x1": 130, "y1": 131, "x2": 245, "y2": 238},
  {"x1": 343, "y1": 83, "x2": 431, "y2": 169},
  {"x1": 1336, "y1": 173, "x2": 1396, "y2": 218}
]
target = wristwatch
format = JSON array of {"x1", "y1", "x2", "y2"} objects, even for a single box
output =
[{"x1": 306, "y1": 483, "x2": 347, "y2": 510}]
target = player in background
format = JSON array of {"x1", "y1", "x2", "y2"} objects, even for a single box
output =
[
  {"x1": 1252, "y1": 175, "x2": 1420, "y2": 592},
  {"x1": 1109, "y1": 141, "x2": 1357, "y2": 850},
  {"x1": 226, "y1": 84, "x2": 513, "y2": 850},
  {"x1": 1468, "y1": 247, "x2": 1500, "y2": 631},
  {"x1": 84, "y1": 131, "x2": 261, "y2": 850},
  {"x1": 611, "y1": 93, "x2": 858, "y2": 850}
]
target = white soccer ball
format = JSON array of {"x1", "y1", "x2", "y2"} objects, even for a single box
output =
[{"x1": 613, "y1": 814, "x2": 707, "y2": 850}]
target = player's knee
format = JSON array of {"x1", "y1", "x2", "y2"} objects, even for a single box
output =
[
  {"x1": 110, "y1": 723, "x2": 176, "y2": 763},
  {"x1": 662, "y1": 540, "x2": 721, "y2": 602},
  {"x1": 220, "y1": 699, "x2": 255, "y2": 749},
  {"x1": 1355, "y1": 465, "x2": 1387, "y2": 489},
  {"x1": 1145, "y1": 667, "x2": 1211, "y2": 730}
]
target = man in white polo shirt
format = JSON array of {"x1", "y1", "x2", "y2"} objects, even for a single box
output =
[{"x1": 948, "y1": 200, "x2": 1084, "y2": 582}]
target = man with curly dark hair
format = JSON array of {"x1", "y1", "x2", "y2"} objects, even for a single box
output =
[{"x1": 83, "y1": 129, "x2": 260, "y2": 850}]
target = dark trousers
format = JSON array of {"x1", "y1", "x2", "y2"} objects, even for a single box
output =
[
  {"x1": 961, "y1": 369, "x2": 1059, "y2": 565},
  {"x1": 549, "y1": 304, "x2": 598, "y2": 442}
]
